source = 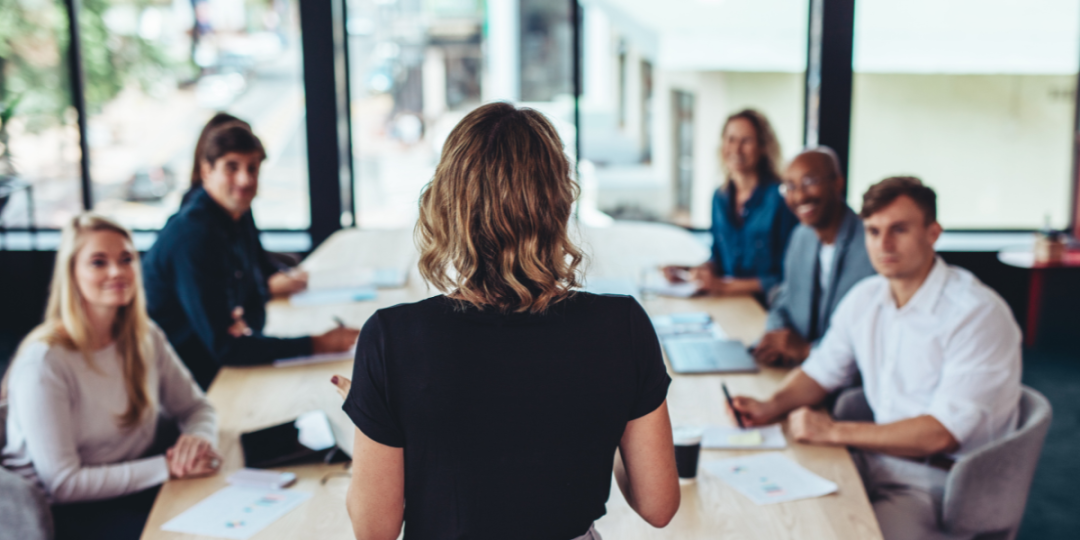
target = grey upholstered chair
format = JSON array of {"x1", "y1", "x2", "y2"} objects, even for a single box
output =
[
  {"x1": 833, "y1": 386, "x2": 1052, "y2": 540},
  {"x1": 0, "y1": 401, "x2": 53, "y2": 540}
]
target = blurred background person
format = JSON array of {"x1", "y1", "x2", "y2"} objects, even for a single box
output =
[
  {"x1": 664, "y1": 109, "x2": 797, "y2": 300},
  {"x1": 143, "y1": 121, "x2": 358, "y2": 389},
  {"x1": 753, "y1": 147, "x2": 875, "y2": 367},
  {"x1": 183, "y1": 113, "x2": 309, "y2": 296}
]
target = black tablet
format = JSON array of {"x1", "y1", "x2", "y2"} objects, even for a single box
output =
[{"x1": 240, "y1": 410, "x2": 339, "y2": 468}]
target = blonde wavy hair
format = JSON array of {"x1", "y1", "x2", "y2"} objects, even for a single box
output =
[
  {"x1": 415, "y1": 102, "x2": 584, "y2": 313},
  {"x1": 719, "y1": 109, "x2": 783, "y2": 182},
  {"x1": 6, "y1": 213, "x2": 152, "y2": 428}
]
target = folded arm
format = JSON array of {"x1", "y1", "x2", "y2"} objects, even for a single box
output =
[{"x1": 790, "y1": 409, "x2": 959, "y2": 457}]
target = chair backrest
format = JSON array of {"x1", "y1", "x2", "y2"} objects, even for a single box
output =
[
  {"x1": 832, "y1": 387, "x2": 874, "y2": 423},
  {"x1": 942, "y1": 386, "x2": 1052, "y2": 536}
]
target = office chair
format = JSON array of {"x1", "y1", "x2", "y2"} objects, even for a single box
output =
[{"x1": 832, "y1": 386, "x2": 1052, "y2": 540}]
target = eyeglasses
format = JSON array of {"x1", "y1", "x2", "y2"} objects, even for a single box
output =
[{"x1": 779, "y1": 175, "x2": 832, "y2": 197}]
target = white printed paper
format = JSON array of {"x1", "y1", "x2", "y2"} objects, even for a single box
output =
[
  {"x1": 702, "y1": 424, "x2": 787, "y2": 450},
  {"x1": 704, "y1": 453, "x2": 838, "y2": 505},
  {"x1": 273, "y1": 349, "x2": 355, "y2": 368},
  {"x1": 161, "y1": 485, "x2": 312, "y2": 539},
  {"x1": 307, "y1": 267, "x2": 408, "y2": 290},
  {"x1": 289, "y1": 287, "x2": 377, "y2": 306},
  {"x1": 642, "y1": 281, "x2": 699, "y2": 298}
]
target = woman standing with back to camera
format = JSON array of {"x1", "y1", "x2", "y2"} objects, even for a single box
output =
[{"x1": 331, "y1": 102, "x2": 680, "y2": 539}]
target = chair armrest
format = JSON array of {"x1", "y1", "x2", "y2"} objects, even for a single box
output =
[
  {"x1": 0, "y1": 467, "x2": 53, "y2": 540},
  {"x1": 832, "y1": 387, "x2": 874, "y2": 422}
]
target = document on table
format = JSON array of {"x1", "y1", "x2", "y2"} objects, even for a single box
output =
[
  {"x1": 704, "y1": 453, "x2": 838, "y2": 505},
  {"x1": 638, "y1": 269, "x2": 700, "y2": 298},
  {"x1": 289, "y1": 286, "x2": 377, "y2": 306},
  {"x1": 642, "y1": 280, "x2": 699, "y2": 298},
  {"x1": 702, "y1": 424, "x2": 787, "y2": 449},
  {"x1": 161, "y1": 485, "x2": 312, "y2": 539},
  {"x1": 273, "y1": 349, "x2": 355, "y2": 367},
  {"x1": 651, "y1": 312, "x2": 729, "y2": 340},
  {"x1": 306, "y1": 267, "x2": 408, "y2": 290}
]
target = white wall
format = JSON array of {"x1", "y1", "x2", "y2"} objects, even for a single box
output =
[{"x1": 848, "y1": 73, "x2": 1076, "y2": 229}]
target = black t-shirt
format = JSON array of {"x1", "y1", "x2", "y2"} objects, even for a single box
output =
[{"x1": 343, "y1": 292, "x2": 670, "y2": 540}]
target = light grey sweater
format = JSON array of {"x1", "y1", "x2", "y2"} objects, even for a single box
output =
[{"x1": 1, "y1": 323, "x2": 217, "y2": 503}]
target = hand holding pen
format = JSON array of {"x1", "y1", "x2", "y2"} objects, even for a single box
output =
[
  {"x1": 311, "y1": 316, "x2": 360, "y2": 354},
  {"x1": 723, "y1": 382, "x2": 781, "y2": 428}
]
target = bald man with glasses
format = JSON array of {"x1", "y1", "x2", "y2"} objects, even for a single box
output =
[{"x1": 753, "y1": 147, "x2": 875, "y2": 367}]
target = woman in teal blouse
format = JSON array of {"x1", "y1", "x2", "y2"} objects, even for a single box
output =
[{"x1": 665, "y1": 109, "x2": 797, "y2": 298}]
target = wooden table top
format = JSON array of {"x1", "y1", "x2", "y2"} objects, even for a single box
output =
[{"x1": 141, "y1": 222, "x2": 882, "y2": 540}]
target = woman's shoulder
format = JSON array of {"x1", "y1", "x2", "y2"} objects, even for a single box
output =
[
  {"x1": 7, "y1": 338, "x2": 77, "y2": 386},
  {"x1": 145, "y1": 321, "x2": 170, "y2": 353}
]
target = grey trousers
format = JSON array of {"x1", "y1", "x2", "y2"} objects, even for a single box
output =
[
  {"x1": 852, "y1": 451, "x2": 974, "y2": 540},
  {"x1": 571, "y1": 524, "x2": 602, "y2": 540}
]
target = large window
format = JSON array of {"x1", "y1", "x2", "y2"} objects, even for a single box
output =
[
  {"x1": 346, "y1": 0, "x2": 573, "y2": 229},
  {"x1": 578, "y1": 0, "x2": 809, "y2": 228},
  {"x1": 81, "y1": 0, "x2": 309, "y2": 230},
  {"x1": 7, "y1": 0, "x2": 1080, "y2": 240},
  {"x1": 1, "y1": 0, "x2": 82, "y2": 229},
  {"x1": 849, "y1": 0, "x2": 1080, "y2": 230}
]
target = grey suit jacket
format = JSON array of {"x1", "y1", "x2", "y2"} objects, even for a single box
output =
[{"x1": 766, "y1": 206, "x2": 876, "y2": 343}]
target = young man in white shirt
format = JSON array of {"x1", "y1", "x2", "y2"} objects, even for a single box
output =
[{"x1": 730, "y1": 176, "x2": 1022, "y2": 540}]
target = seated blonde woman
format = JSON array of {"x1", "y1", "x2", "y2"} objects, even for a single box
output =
[
  {"x1": 330, "y1": 102, "x2": 680, "y2": 540},
  {"x1": 1, "y1": 214, "x2": 220, "y2": 540}
]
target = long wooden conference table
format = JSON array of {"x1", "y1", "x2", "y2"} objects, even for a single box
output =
[{"x1": 141, "y1": 222, "x2": 883, "y2": 540}]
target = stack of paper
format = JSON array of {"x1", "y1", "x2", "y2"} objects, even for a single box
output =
[
  {"x1": 642, "y1": 281, "x2": 699, "y2": 298},
  {"x1": 289, "y1": 287, "x2": 377, "y2": 306},
  {"x1": 704, "y1": 453, "x2": 838, "y2": 505},
  {"x1": 307, "y1": 267, "x2": 408, "y2": 290},
  {"x1": 273, "y1": 349, "x2": 355, "y2": 368}
]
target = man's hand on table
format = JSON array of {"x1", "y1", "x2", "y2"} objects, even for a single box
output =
[
  {"x1": 753, "y1": 329, "x2": 811, "y2": 367},
  {"x1": 313, "y1": 327, "x2": 361, "y2": 354},
  {"x1": 269, "y1": 269, "x2": 310, "y2": 296},
  {"x1": 788, "y1": 407, "x2": 840, "y2": 446}
]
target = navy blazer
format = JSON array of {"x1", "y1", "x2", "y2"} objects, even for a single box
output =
[
  {"x1": 143, "y1": 188, "x2": 312, "y2": 389},
  {"x1": 709, "y1": 179, "x2": 798, "y2": 292},
  {"x1": 765, "y1": 205, "x2": 876, "y2": 343}
]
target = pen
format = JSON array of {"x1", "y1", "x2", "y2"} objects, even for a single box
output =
[
  {"x1": 333, "y1": 316, "x2": 345, "y2": 328},
  {"x1": 722, "y1": 382, "x2": 745, "y2": 429}
]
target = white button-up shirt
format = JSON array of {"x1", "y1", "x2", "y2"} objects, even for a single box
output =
[{"x1": 802, "y1": 257, "x2": 1022, "y2": 456}]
